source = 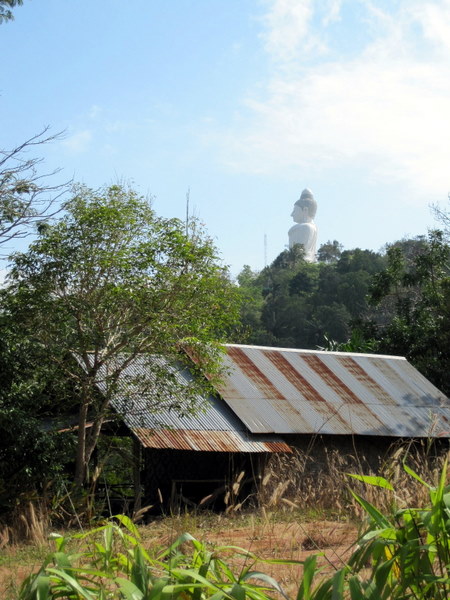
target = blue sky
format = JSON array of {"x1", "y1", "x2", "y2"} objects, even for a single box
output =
[{"x1": 1, "y1": 0, "x2": 450, "y2": 275}]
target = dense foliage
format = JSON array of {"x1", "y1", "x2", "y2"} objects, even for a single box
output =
[
  {"x1": 367, "y1": 230, "x2": 450, "y2": 396},
  {"x1": 236, "y1": 241, "x2": 385, "y2": 349}
]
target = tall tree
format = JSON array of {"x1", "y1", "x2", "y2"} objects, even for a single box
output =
[{"x1": 5, "y1": 184, "x2": 240, "y2": 488}]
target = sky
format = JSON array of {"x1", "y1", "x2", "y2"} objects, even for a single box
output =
[{"x1": 1, "y1": 0, "x2": 450, "y2": 276}]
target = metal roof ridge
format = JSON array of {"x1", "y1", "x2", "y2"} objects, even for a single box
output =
[{"x1": 224, "y1": 343, "x2": 406, "y2": 361}]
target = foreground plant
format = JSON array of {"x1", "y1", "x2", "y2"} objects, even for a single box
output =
[
  {"x1": 298, "y1": 459, "x2": 450, "y2": 599},
  {"x1": 19, "y1": 460, "x2": 450, "y2": 599},
  {"x1": 19, "y1": 514, "x2": 285, "y2": 600}
]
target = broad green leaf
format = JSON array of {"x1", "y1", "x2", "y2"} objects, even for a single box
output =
[
  {"x1": 332, "y1": 568, "x2": 347, "y2": 600},
  {"x1": 241, "y1": 570, "x2": 288, "y2": 598},
  {"x1": 296, "y1": 554, "x2": 319, "y2": 600},
  {"x1": 115, "y1": 514, "x2": 140, "y2": 538},
  {"x1": 115, "y1": 577, "x2": 144, "y2": 600},
  {"x1": 35, "y1": 574, "x2": 51, "y2": 600},
  {"x1": 347, "y1": 474, "x2": 394, "y2": 491},
  {"x1": 45, "y1": 568, "x2": 96, "y2": 600}
]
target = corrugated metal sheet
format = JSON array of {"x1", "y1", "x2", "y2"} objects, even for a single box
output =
[
  {"x1": 216, "y1": 344, "x2": 450, "y2": 437},
  {"x1": 94, "y1": 355, "x2": 291, "y2": 453},
  {"x1": 133, "y1": 428, "x2": 291, "y2": 452}
]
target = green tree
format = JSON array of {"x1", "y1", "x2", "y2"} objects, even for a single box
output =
[
  {"x1": 5, "y1": 184, "x2": 240, "y2": 489},
  {"x1": 368, "y1": 230, "x2": 450, "y2": 394},
  {"x1": 236, "y1": 245, "x2": 385, "y2": 350},
  {"x1": 317, "y1": 239, "x2": 343, "y2": 263},
  {"x1": 0, "y1": 308, "x2": 73, "y2": 511},
  {"x1": 0, "y1": 0, "x2": 23, "y2": 23}
]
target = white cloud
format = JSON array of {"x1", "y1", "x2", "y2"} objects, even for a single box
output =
[
  {"x1": 218, "y1": 0, "x2": 450, "y2": 200},
  {"x1": 260, "y1": 0, "x2": 323, "y2": 62},
  {"x1": 62, "y1": 130, "x2": 93, "y2": 154}
]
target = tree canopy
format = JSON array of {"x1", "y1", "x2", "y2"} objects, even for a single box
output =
[
  {"x1": 4, "y1": 184, "x2": 240, "y2": 488},
  {"x1": 236, "y1": 243, "x2": 386, "y2": 349}
]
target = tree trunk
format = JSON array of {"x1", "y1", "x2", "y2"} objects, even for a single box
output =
[{"x1": 74, "y1": 400, "x2": 89, "y2": 489}]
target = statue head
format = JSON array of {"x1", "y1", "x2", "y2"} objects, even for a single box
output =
[{"x1": 294, "y1": 188, "x2": 317, "y2": 218}]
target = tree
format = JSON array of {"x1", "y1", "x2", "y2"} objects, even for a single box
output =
[
  {"x1": 432, "y1": 196, "x2": 450, "y2": 240},
  {"x1": 317, "y1": 240, "x2": 343, "y2": 263},
  {"x1": 367, "y1": 230, "x2": 450, "y2": 394},
  {"x1": 5, "y1": 184, "x2": 240, "y2": 489},
  {"x1": 0, "y1": 310, "x2": 73, "y2": 511},
  {"x1": 0, "y1": 127, "x2": 69, "y2": 254},
  {"x1": 0, "y1": 0, "x2": 23, "y2": 23}
]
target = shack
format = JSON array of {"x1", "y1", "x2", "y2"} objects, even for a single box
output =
[{"x1": 103, "y1": 344, "x2": 450, "y2": 511}]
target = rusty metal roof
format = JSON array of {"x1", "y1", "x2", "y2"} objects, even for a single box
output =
[
  {"x1": 97, "y1": 355, "x2": 291, "y2": 453},
  {"x1": 133, "y1": 428, "x2": 291, "y2": 453},
  {"x1": 216, "y1": 344, "x2": 450, "y2": 438}
]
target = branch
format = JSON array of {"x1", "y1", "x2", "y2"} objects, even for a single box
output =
[{"x1": 0, "y1": 127, "x2": 71, "y2": 255}]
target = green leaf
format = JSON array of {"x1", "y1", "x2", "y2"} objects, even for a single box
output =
[
  {"x1": 403, "y1": 463, "x2": 432, "y2": 489},
  {"x1": 331, "y1": 568, "x2": 347, "y2": 600},
  {"x1": 34, "y1": 574, "x2": 51, "y2": 600},
  {"x1": 115, "y1": 577, "x2": 144, "y2": 600},
  {"x1": 114, "y1": 514, "x2": 140, "y2": 538},
  {"x1": 296, "y1": 554, "x2": 319, "y2": 600},
  {"x1": 45, "y1": 568, "x2": 96, "y2": 600},
  {"x1": 349, "y1": 489, "x2": 392, "y2": 528},
  {"x1": 229, "y1": 583, "x2": 246, "y2": 600},
  {"x1": 241, "y1": 570, "x2": 288, "y2": 598},
  {"x1": 347, "y1": 474, "x2": 394, "y2": 491}
]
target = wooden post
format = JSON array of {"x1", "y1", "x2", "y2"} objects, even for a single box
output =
[{"x1": 133, "y1": 436, "x2": 142, "y2": 513}]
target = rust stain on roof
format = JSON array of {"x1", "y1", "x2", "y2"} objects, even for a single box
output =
[
  {"x1": 369, "y1": 357, "x2": 444, "y2": 406},
  {"x1": 227, "y1": 346, "x2": 286, "y2": 400},
  {"x1": 264, "y1": 349, "x2": 350, "y2": 430},
  {"x1": 338, "y1": 356, "x2": 396, "y2": 405},
  {"x1": 133, "y1": 427, "x2": 291, "y2": 453},
  {"x1": 301, "y1": 354, "x2": 385, "y2": 427}
]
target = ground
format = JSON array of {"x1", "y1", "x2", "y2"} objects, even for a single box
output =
[{"x1": 0, "y1": 512, "x2": 358, "y2": 599}]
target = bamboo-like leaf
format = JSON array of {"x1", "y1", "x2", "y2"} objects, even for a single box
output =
[
  {"x1": 115, "y1": 514, "x2": 140, "y2": 538},
  {"x1": 296, "y1": 555, "x2": 319, "y2": 600},
  {"x1": 331, "y1": 568, "x2": 347, "y2": 600},
  {"x1": 229, "y1": 583, "x2": 246, "y2": 600},
  {"x1": 115, "y1": 577, "x2": 144, "y2": 600},
  {"x1": 45, "y1": 568, "x2": 96, "y2": 600},
  {"x1": 347, "y1": 474, "x2": 394, "y2": 491},
  {"x1": 349, "y1": 489, "x2": 392, "y2": 528},
  {"x1": 348, "y1": 576, "x2": 365, "y2": 600},
  {"x1": 147, "y1": 577, "x2": 170, "y2": 600},
  {"x1": 34, "y1": 574, "x2": 51, "y2": 600},
  {"x1": 241, "y1": 570, "x2": 288, "y2": 598},
  {"x1": 403, "y1": 463, "x2": 432, "y2": 489}
]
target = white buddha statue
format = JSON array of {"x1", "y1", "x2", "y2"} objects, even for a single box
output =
[{"x1": 288, "y1": 188, "x2": 318, "y2": 262}]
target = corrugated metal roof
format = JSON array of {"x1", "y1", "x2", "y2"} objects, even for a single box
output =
[
  {"x1": 133, "y1": 428, "x2": 291, "y2": 452},
  {"x1": 215, "y1": 344, "x2": 450, "y2": 437},
  {"x1": 94, "y1": 355, "x2": 291, "y2": 453}
]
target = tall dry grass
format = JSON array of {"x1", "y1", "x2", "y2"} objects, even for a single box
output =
[{"x1": 258, "y1": 439, "x2": 448, "y2": 517}]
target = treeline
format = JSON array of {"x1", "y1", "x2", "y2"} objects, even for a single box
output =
[{"x1": 236, "y1": 232, "x2": 450, "y2": 396}]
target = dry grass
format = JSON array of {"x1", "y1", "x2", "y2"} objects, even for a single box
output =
[{"x1": 258, "y1": 439, "x2": 448, "y2": 518}]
